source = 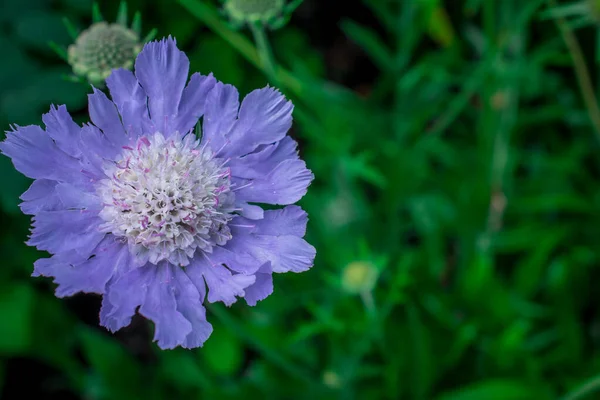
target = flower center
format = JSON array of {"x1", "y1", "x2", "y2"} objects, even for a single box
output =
[{"x1": 98, "y1": 132, "x2": 235, "y2": 266}]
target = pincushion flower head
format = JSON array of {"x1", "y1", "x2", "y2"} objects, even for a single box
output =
[{"x1": 0, "y1": 37, "x2": 315, "y2": 349}]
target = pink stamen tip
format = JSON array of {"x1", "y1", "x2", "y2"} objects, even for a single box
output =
[{"x1": 122, "y1": 146, "x2": 134, "y2": 151}]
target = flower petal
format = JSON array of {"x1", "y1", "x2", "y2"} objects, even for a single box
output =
[
  {"x1": 28, "y1": 209, "x2": 104, "y2": 256},
  {"x1": 20, "y1": 179, "x2": 62, "y2": 215},
  {"x1": 174, "y1": 73, "x2": 217, "y2": 134},
  {"x1": 139, "y1": 264, "x2": 193, "y2": 349},
  {"x1": 89, "y1": 88, "x2": 126, "y2": 147},
  {"x1": 234, "y1": 159, "x2": 313, "y2": 205},
  {"x1": 225, "y1": 87, "x2": 293, "y2": 157},
  {"x1": 135, "y1": 37, "x2": 189, "y2": 132},
  {"x1": 201, "y1": 82, "x2": 239, "y2": 153},
  {"x1": 244, "y1": 262, "x2": 274, "y2": 306},
  {"x1": 33, "y1": 238, "x2": 130, "y2": 298},
  {"x1": 255, "y1": 206, "x2": 308, "y2": 237},
  {"x1": 78, "y1": 124, "x2": 118, "y2": 180},
  {"x1": 209, "y1": 244, "x2": 262, "y2": 274},
  {"x1": 230, "y1": 136, "x2": 299, "y2": 180},
  {"x1": 227, "y1": 232, "x2": 315, "y2": 274},
  {"x1": 106, "y1": 68, "x2": 151, "y2": 138},
  {"x1": 186, "y1": 258, "x2": 255, "y2": 306},
  {"x1": 101, "y1": 266, "x2": 151, "y2": 332},
  {"x1": 55, "y1": 182, "x2": 102, "y2": 210},
  {"x1": 172, "y1": 267, "x2": 213, "y2": 348},
  {"x1": 42, "y1": 105, "x2": 81, "y2": 157},
  {"x1": 0, "y1": 125, "x2": 80, "y2": 181}
]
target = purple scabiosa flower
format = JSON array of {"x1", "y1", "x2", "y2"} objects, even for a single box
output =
[{"x1": 0, "y1": 37, "x2": 315, "y2": 349}]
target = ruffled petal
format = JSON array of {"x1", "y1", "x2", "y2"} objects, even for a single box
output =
[
  {"x1": 201, "y1": 82, "x2": 239, "y2": 153},
  {"x1": 42, "y1": 105, "x2": 81, "y2": 157},
  {"x1": 209, "y1": 244, "x2": 262, "y2": 274},
  {"x1": 102, "y1": 263, "x2": 214, "y2": 349},
  {"x1": 20, "y1": 179, "x2": 62, "y2": 215},
  {"x1": 172, "y1": 267, "x2": 213, "y2": 348},
  {"x1": 234, "y1": 159, "x2": 313, "y2": 205},
  {"x1": 230, "y1": 136, "x2": 299, "y2": 180},
  {"x1": 0, "y1": 125, "x2": 80, "y2": 181},
  {"x1": 101, "y1": 266, "x2": 151, "y2": 332},
  {"x1": 186, "y1": 258, "x2": 255, "y2": 306},
  {"x1": 244, "y1": 262, "x2": 273, "y2": 306},
  {"x1": 174, "y1": 73, "x2": 216, "y2": 134},
  {"x1": 225, "y1": 209, "x2": 315, "y2": 274},
  {"x1": 33, "y1": 237, "x2": 130, "y2": 298},
  {"x1": 135, "y1": 37, "x2": 189, "y2": 133},
  {"x1": 225, "y1": 87, "x2": 293, "y2": 157},
  {"x1": 106, "y1": 68, "x2": 151, "y2": 138},
  {"x1": 78, "y1": 124, "x2": 118, "y2": 180},
  {"x1": 138, "y1": 264, "x2": 193, "y2": 349},
  {"x1": 253, "y1": 206, "x2": 308, "y2": 237},
  {"x1": 88, "y1": 88, "x2": 127, "y2": 147},
  {"x1": 28, "y1": 209, "x2": 104, "y2": 256},
  {"x1": 243, "y1": 234, "x2": 315, "y2": 273},
  {"x1": 55, "y1": 182, "x2": 102, "y2": 210}
]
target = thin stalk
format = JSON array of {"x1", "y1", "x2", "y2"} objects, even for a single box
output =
[
  {"x1": 250, "y1": 22, "x2": 278, "y2": 85},
  {"x1": 548, "y1": 0, "x2": 600, "y2": 144},
  {"x1": 562, "y1": 375, "x2": 600, "y2": 400},
  {"x1": 177, "y1": 0, "x2": 303, "y2": 96}
]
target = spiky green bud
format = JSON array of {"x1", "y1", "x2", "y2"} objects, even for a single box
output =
[
  {"x1": 68, "y1": 22, "x2": 141, "y2": 86},
  {"x1": 224, "y1": 0, "x2": 285, "y2": 25}
]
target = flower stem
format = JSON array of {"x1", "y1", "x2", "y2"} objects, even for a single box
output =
[
  {"x1": 177, "y1": 0, "x2": 303, "y2": 95},
  {"x1": 548, "y1": 0, "x2": 600, "y2": 144},
  {"x1": 562, "y1": 375, "x2": 600, "y2": 400},
  {"x1": 250, "y1": 22, "x2": 278, "y2": 85}
]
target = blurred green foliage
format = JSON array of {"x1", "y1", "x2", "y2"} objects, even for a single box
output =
[{"x1": 3, "y1": 0, "x2": 600, "y2": 399}]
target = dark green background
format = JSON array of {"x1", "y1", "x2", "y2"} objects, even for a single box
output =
[{"x1": 1, "y1": 0, "x2": 600, "y2": 398}]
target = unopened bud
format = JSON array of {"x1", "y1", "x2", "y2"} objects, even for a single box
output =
[
  {"x1": 224, "y1": 0, "x2": 285, "y2": 24},
  {"x1": 341, "y1": 261, "x2": 378, "y2": 294},
  {"x1": 68, "y1": 22, "x2": 141, "y2": 85}
]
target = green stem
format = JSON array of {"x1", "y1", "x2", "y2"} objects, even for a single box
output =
[
  {"x1": 177, "y1": 0, "x2": 303, "y2": 96},
  {"x1": 250, "y1": 22, "x2": 278, "y2": 85},
  {"x1": 548, "y1": 0, "x2": 600, "y2": 144},
  {"x1": 206, "y1": 304, "x2": 319, "y2": 387},
  {"x1": 562, "y1": 376, "x2": 600, "y2": 400}
]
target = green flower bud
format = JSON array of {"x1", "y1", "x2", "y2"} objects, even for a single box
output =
[
  {"x1": 341, "y1": 261, "x2": 378, "y2": 294},
  {"x1": 224, "y1": 0, "x2": 285, "y2": 25},
  {"x1": 68, "y1": 22, "x2": 142, "y2": 86}
]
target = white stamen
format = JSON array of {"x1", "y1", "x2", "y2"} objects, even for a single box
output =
[{"x1": 97, "y1": 132, "x2": 236, "y2": 266}]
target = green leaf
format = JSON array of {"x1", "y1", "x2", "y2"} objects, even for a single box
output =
[
  {"x1": 116, "y1": 1, "x2": 128, "y2": 26},
  {"x1": 131, "y1": 11, "x2": 142, "y2": 35},
  {"x1": 340, "y1": 19, "x2": 394, "y2": 71},
  {"x1": 0, "y1": 156, "x2": 30, "y2": 215},
  {"x1": 92, "y1": 2, "x2": 104, "y2": 23},
  {"x1": 202, "y1": 324, "x2": 243, "y2": 376},
  {"x1": 160, "y1": 351, "x2": 212, "y2": 389},
  {"x1": 79, "y1": 328, "x2": 147, "y2": 400},
  {"x1": 15, "y1": 12, "x2": 72, "y2": 51},
  {"x1": 0, "y1": 283, "x2": 35, "y2": 354},
  {"x1": 435, "y1": 380, "x2": 552, "y2": 400}
]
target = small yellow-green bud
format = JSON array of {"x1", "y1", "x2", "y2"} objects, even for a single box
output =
[
  {"x1": 322, "y1": 370, "x2": 342, "y2": 389},
  {"x1": 341, "y1": 261, "x2": 378, "y2": 294},
  {"x1": 68, "y1": 22, "x2": 141, "y2": 86},
  {"x1": 224, "y1": 0, "x2": 285, "y2": 24}
]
